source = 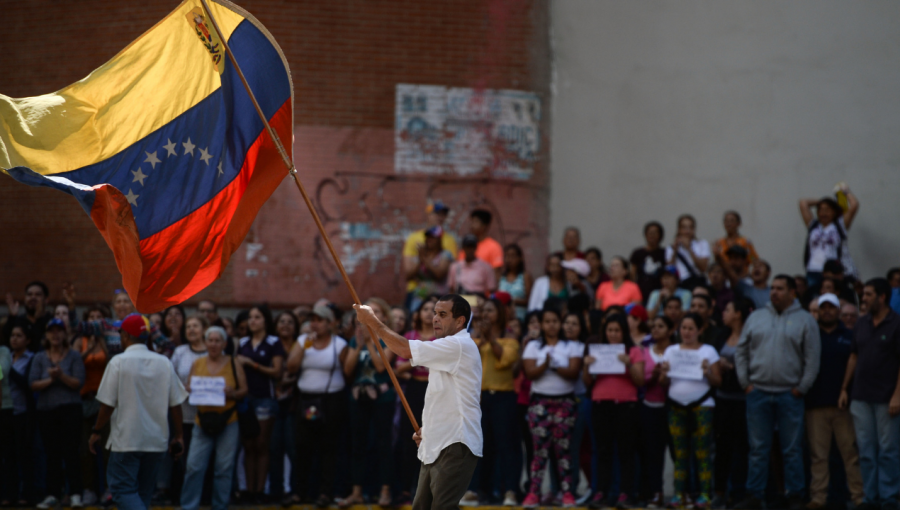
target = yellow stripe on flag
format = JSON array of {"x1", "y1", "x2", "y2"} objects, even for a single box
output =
[{"x1": 0, "y1": 0, "x2": 244, "y2": 176}]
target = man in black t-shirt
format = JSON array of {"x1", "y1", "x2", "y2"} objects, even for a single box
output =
[
  {"x1": 839, "y1": 278, "x2": 900, "y2": 510},
  {"x1": 2, "y1": 281, "x2": 52, "y2": 352},
  {"x1": 805, "y1": 294, "x2": 863, "y2": 508}
]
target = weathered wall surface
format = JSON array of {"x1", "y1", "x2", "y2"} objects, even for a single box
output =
[
  {"x1": 550, "y1": 2, "x2": 900, "y2": 279},
  {"x1": 1, "y1": 0, "x2": 551, "y2": 308}
]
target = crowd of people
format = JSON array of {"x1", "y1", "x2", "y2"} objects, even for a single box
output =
[{"x1": 3, "y1": 184, "x2": 900, "y2": 510}]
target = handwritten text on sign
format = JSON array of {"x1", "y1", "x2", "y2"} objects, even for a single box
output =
[
  {"x1": 588, "y1": 344, "x2": 626, "y2": 374},
  {"x1": 667, "y1": 349, "x2": 705, "y2": 381},
  {"x1": 189, "y1": 376, "x2": 226, "y2": 406}
]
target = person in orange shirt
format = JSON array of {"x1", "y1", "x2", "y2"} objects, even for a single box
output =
[
  {"x1": 595, "y1": 257, "x2": 643, "y2": 311},
  {"x1": 714, "y1": 211, "x2": 759, "y2": 276},
  {"x1": 459, "y1": 209, "x2": 504, "y2": 281}
]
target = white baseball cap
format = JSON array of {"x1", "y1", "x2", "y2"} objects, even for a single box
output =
[{"x1": 817, "y1": 293, "x2": 840, "y2": 309}]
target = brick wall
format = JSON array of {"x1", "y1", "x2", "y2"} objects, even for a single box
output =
[{"x1": 0, "y1": 0, "x2": 551, "y2": 310}]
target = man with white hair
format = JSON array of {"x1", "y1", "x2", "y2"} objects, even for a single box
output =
[{"x1": 88, "y1": 314, "x2": 188, "y2": 510}]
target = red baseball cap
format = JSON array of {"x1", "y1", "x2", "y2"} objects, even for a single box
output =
[
  {"x1": 626, "y1": 304, "x2": 649, "y2": 323},
  {"x1": 119, "y1": 314, "x2": 150, "y2": 338}
]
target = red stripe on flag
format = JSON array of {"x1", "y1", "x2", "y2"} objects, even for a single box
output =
[{"x1": 97, "y1": 98, "x2": 293, "y2": 313}]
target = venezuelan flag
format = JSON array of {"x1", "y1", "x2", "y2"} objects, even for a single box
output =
[{"x1": 0, "y1": 0, "x2": 292, "y2": 313}]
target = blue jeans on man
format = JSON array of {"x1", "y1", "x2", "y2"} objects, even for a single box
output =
[
  {"x1": 107, "y1": 451, "x2": 166, "y2": 510},
  {"x1": 850, "y1": 400, "x2": 900, "y2": 506},
  {"x1": 745, "y1": 389, "x2": 806, "y2": 499},
  {"x1": 181, "y1": 421, "x2": 240, "y2": 510}
]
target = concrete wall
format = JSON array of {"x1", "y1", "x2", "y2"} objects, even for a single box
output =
[
  {"x1": 0, "y1": 0, "x2": 551, "y2": 309},
  {"x1": 550, "y1": 2, "x2": 900, "y2": 279}
]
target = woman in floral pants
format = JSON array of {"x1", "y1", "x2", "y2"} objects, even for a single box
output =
[{"x1": 521, "y1": 308, "x2": 584, "y2": 507}]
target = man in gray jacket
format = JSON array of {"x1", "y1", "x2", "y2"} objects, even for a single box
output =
[{"x1": 734, "y1": 275, "x2": 820, "y2": 510}]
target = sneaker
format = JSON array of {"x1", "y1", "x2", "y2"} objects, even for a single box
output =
[
  {"x1": 694, "y1": 494, "x2": 710, "y2": 509},
  {"x1": 37, "y1": 496, "x2": 59, "y2": 509},
  {"x1": 503, "y1": 491, "x2": 518, "y2": 506},
  {"x1": 589, "y1": 492, "x2": 606, "y2": 509},
  {"x1": 562, "y1": 492, "x2": 577, "y2": 507},
  {"x1": 734, "y1": 496, "x2": 763, "y2": 510},
  {"x1": 82, "y1": 490, "x2": 97, "y2": 506},
  {"x1": 543, "y1": 492, "x2": 561, "y2": 506},
  {"x1": 617, "y1": 493, "x2": 634, "y2": 509},
  {"x1": 460, "y1": 491, "x2": 480, "y2": 506},
  {"x1": 647, "y1": 493, "x2": 665, "y2": 509},
  {"x1": 577, "y1": 492, "x2": 593, "y2": 506},
  {"x1": 667, "y1": 495, "x2": 684, "y2": 509},
  {"x1": 522, "y1": 493, "x2": 540, "y2": 508},
  {"x1": 71, "y1": 494, "x2": 84, "y2": 508}
]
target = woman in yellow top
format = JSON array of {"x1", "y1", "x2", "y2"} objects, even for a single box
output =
[
  {"x1": 180, "y1": 326, "x2": 247, "y2": 510},
  {"x1": 460, "y1": 298, "x2": 521, "y2": 506}
]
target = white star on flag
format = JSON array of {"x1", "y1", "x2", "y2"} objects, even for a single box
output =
[
  {"x1": 163, "y1": 139, "x2": 178, "y2": 157},
  {"x1": 199, "y1": 147, "x2": 213, "y2": 166},
  {"x1": 183, "y1": 138, "x2": 196, "y2": 156},
  {"x1": 132, "y1": 168, "x2": 148, "y2": 186},
  {"x1": 217, "y1": 161, "x2": 224, "y2": 176},
  {"x1": 144, "y1": 151, "x2": 161, "y2": 169},
  {"x1": 125, "y1": 189, "x2": 139, "y2": 206}
]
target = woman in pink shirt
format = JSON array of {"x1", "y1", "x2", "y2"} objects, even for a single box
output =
[
  {"x1": 583, "y1": 313, "x2": 645, "y2": 508},
  {"x1": 595, "y1": 257, "x2": 643, "y2": 311},
  {"x1": 641, "y1": 316, "x2": 676, "y2": 508}
]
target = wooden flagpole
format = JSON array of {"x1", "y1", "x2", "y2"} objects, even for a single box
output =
[{"x1": 200, "y1": 0, "x2": 420, "y2": 432}]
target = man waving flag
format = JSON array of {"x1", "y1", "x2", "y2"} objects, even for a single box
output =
[{"x1": 0, "y1": 0, "x2": 293, "y2": 312}]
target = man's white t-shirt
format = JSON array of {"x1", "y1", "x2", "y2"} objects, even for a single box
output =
[
  {"x1": 522, "y1": 340, "x2": 583, "y2": 396},
  {"x1": 665, "y1": 240, "x2": 711, "y2": 282},
  {"x1": 96, "y1": 344, "x2": 189, "y2": 452},
  {"x1": 663, "y1": 344, "x2": 720, "y2": 408},
  {"x1": 409, "y1": 328, "x2": 483, "y2": 465}
]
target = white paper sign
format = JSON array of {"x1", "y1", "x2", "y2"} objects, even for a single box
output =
[
  {"x1": 667, "y1": 349, "x2": 704, "y2": 380},
  {"x1": 588, "y1": 344, "x2": 626, "y2": 374},
  {"x1": 189, "y1": 376, "x2": 226, "y2": 406}
]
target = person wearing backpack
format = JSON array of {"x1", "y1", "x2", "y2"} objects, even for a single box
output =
[
  {"x1": 180, "y1": 326, "x2": 248, "y2": 510},
  {"x1": 799, "y1": 185, "x2": 860, "y2": 289}
]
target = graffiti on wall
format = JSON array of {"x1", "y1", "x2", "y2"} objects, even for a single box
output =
[
  {"x1": 233, "y1": 125, "x2": 549, "y2": 307},
  {"x1": 395, "y1": 84, "x2": 541, "y2": 180}
]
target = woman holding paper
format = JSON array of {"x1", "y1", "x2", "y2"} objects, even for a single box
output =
[
  {"x1": 659, "y1": 313, "x2": 722, "y2": 510},
  {"x1": 181, "y1": 326, "x2": 248, "y2": 510},
  {"x1": 521, "y1": 308, "x2": 583, "y2": 508},
  {"x1": 582, "y1": 313, "x2": 645, "y2": 509}
]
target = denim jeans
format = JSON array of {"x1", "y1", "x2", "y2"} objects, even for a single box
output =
[
  {"x1": 745, "y1": 389, "x2": 806, "y2": 498},
  {"x1": 850, "y1": 400, "x2": 900, "y2": 504},
  {"x1": 181, "y1": 421, "x2": 239, "y2": 510},
  {"x1": 107, "y1": 451, "x2": 165, "y2": 510},
  {"x1": 269, "y1": 399, "x2": 295, "y2": 497}
]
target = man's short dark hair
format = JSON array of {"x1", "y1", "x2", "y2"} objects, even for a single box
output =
[
  {"x1": 470, "y1": 209, "x2": 493, "y2": 226},
  {"x1": 773, "y1": 274, "x2": 797, "y2": 291},
  {"x1": 438, "y1": 294, "x2": 472, "y2": 325},
  {"x1": 887, "y1": 268, "x2": 900, "y2": 281},
  {"x1": 757, "y1": 260, "x2": 772, "y2": 274},
  {"x1": 865, "y1": 278, "x2": 892, "y2": 303},
  {"x1": 691, "y1": 294, "x2": 712, "y2": 309},
  {"x1": 823, "y1": 259, "x2": 845, "y2": 275},
  {"x1": 664, "y1": 296, "x2": 685, "y2": 308},
  {"x1": 25, "y1": 281, "x2": 49, "y2": 297},
  {"x1": 198, "y1": 300, "x2": 217, "y2": 311}
]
